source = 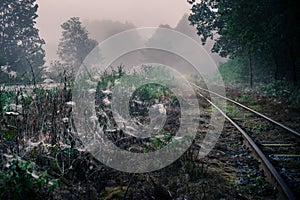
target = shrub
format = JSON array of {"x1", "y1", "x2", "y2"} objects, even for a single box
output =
[
  {"x1": 0, "y1": 155, "x2": 59, "y2": 200},
  {"x1": 257, "y1": 80, "x2": 300, "y2": 105}
]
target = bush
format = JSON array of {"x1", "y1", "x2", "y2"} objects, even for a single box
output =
[
  {"x1": 0, "y1": 155, "x2": 59, "y2": 200},
  {"x1": 0, "y1": 91, "x2": 13, "y2": 113},
  {"x1": 257, "y1": 80, "x2": 300, "y2": 105},
  {"x1": 218, "y1": 59, "x2": 249, "y2": 84}
]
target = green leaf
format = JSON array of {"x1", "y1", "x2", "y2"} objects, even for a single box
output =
[{"x1": 4, "y1": 130, "x2": 15, "y2": 140}]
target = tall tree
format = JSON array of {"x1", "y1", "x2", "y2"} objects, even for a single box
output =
[
  {"x1": 188, "y1": 0, "x2": 300, "y2": 85},
  {"x1": 0, "y1": 0, "x2": 45, "y2": 84},
  {"x1": 57, "y1": 17, "x2": 98, "y2": 80}
]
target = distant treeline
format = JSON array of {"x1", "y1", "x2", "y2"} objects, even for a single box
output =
[{"x1": 188, "y1": 0, "x2": 300, "y2": 86}]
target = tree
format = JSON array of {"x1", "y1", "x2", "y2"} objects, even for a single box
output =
[
  {"x1": 188, "y1": 0, "x2": 300, "y2": 85},
  {"x1": 57, "y1": 17, "x2": 98, "y2": 80},
  {"x1": 188, "y1": 0, "x2": 266, "y2": 87},
  {"x1": 267, "y1": 0, "x2": 300, "y2": 83},
  {"x1": 0, "y1": 0, "x2": 45, "y2": 84}
]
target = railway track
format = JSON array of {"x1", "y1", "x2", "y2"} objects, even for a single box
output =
[{"x1": 190, "y1": 82, "x2": 300, "y2": 200}]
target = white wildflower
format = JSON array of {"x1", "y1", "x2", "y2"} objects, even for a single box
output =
[
  {"x1": 92, "y1": 75, "x2": 100, "y2": 80},
  {"x1": 89, "y1": 115, "x2": 98, "y2": 121},
  {"x1": 5, "y1": 111, "x2": 20, "y2": 116},
  {"x1": 102, "y1": 89, "x2": 112, "y2": 95},
  {"x1": 62, "y1": 117, "x2": 69, "y2": 123},
  {"x1": 155, "y1": 135, "x2": 165, "y2": 139},
  {"x1": 151, "y1": 104, "x2": 166, "y2": 115},
  {"x1": 66, "y1": 101, "x2": 76, "y2": 106},
  {"x1": 8, "y1": 71, "x2": 17, "y2": 78},
  {"x1": 88, "y1": 88, "x2": 96, "y2": 94},
  {"x1": 132, "y1": 100, "x2": 143, "y2": 105},
  {"x1": 48, "y1": 181, "x2": 54, "y2": 186},
  {"x1": 17, "y1": 105, "x2": 23, "y2": 112},
  {"x1": 3, "y1": 154, "x2": 13, "y2": 158},
  {"x1": 102, "y1": 97, "x2": 111, "y2": 106},
  {"x1": 0, "y1": 65, "x2": 9, "y2": 73},
  {"x1": 114, "y1": 79, "x2": 120, "y2": 85},
  {"x1": 157, "y1": 104, "x2": 166, "y2": 115},
  {"x1": 173, "y1": 136, "x2": 183, "y2": 140},
  {"x1": 43, "y1": 78, "x2": 54, "y2": 84},
  {"x1": 22, "y1": 93, "x2": 28, "y2": 98},
  {"x1": 31, "y1": 172, "x2": 39, "y2": 179},
  {"x1": 27, "y1": 140, "x2": 40, "y2": 147},
  {"x1": 41, "y1": 74, "x2": 48, "y2": 79},
  {"x1": 5, "y1": 104, "x2": 22, "y2": 113},
  {"x1": 6, "y1": 104, "x2": 13, "y2": 109}
]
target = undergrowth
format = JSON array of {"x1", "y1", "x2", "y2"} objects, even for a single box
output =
[{"x1": 256, "y1": 80, "x2": 300, "y2": 106}]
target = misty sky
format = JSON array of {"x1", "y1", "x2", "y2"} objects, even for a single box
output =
[{"x1": 36, "y1": 0, "x2": 192, "y2": 64}]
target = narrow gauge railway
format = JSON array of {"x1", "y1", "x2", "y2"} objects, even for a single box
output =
[{"x1": 191, "y1": 82, "x2": 300, "y2": 200}]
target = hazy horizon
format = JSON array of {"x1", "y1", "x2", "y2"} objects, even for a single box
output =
[{"x1": 36, "y1": 0, "x2": 192, "y2": 65}]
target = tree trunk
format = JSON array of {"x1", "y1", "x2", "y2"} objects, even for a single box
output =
[
  {"x1": 248, "y1": 51, "x2": 253, "y2": 88},
  {"x1": 272, "y1": 51, "x2": 280, "y2": 81},
  {"x1": 289, "y1": 46, "x2": 297, "y2": 84},
  {"x1": 26, "y1": 58, "x2": 36, "y2": 86}
]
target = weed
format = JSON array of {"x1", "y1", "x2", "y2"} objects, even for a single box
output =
[
  {"x1": 226, "y1": 104, "x2": 240, "y2": 116},
  {"x1": 235, "y1": 94, "x2": 251, "y2": 104},
  {"x1": 251, "y1": 123, "x2": 271, "y2": 133},
  {"x1": 0, "y1": 155, "x2": 59, "y2": 200},
  {"x1": 257, "y1": 80, "x2": 300, "y2": 105}
]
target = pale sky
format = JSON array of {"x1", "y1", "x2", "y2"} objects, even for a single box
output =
[{"x1": 36, "y1": 0, "x2": 192, "y2": 64}]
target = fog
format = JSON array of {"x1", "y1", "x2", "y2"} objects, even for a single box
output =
[
  {"x1": 35, "y1": 0, "x2": 225, "y2": 69},
  {"x1": 80, "y1": 15, "x2": 226, "y2": 73},
  {"x1": 83, "y1": 20, "x2": 136, "y2": 43},
  {"x1": 36, "y1": 0, "x2": 191, "y2": 64}
]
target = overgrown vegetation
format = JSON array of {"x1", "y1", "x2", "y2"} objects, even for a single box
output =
[
  {"x1": 95, "y1": 65, "x2": 181, "y2": 152},
  {"x1": 0, "y1": 155, "x2": 59, "y2": 200},
  {"x1": 218, "y1": 57, "x2": 275, "y2": 85},
  {"x1": 0, "y1": 66, "x2": 214, "y2": 199},
  {"x1": 0, "y1": 78, "x2": 74, "y2": 199},
  {"x1": 215, "y1": 59, "x2": 300, "y2": 106},
  {"x1": 257, "y1": 80, "x2": 300, "y2": 105}
]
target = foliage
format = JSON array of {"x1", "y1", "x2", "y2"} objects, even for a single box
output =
[
  {"x1": 95, "y1": 65, "x2": 180, "y2": 152},
  {"x1": 0, "y1": 91, "x2": 11, "y2": 113},
  {"x1": 96, "y1": 66, "x2": 124, "y2": 90},
  {"x1": 131, "y1": 83, "x2": 175, "y2": 104},
  {"x1": 217, "y1": 57, "x2": 275, "y2": 85},
  {"x1": 188, "y1": 0, "x2": 300, "y2": 84},
  {"x1": 0, "y1": 67, "x2": 279, "y2": 199},
  {"x1": 0, "y1": 155, "x2": 59, "y2": 200},
  {"x1": 0, "y1": 0, "x2": 45, "y2": 84},
  {"x1": 257, "y1": 80, "x2": 300, "y2": 105},
  {"x1": 0, "y1": 85, "x2": 73, "y2": 154},
  {"x1": 251, "y1": 123, "x2": 271, "y2": 133},
  {"x1": 243, "y1": 175, "x2": 272, "y2": 196},
  {"x1": 56, "y1": 17, "x2": 98, "y2": 82},
  {"x1": 218, "y1": 59, "x2": 248, "y2": 84}
]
